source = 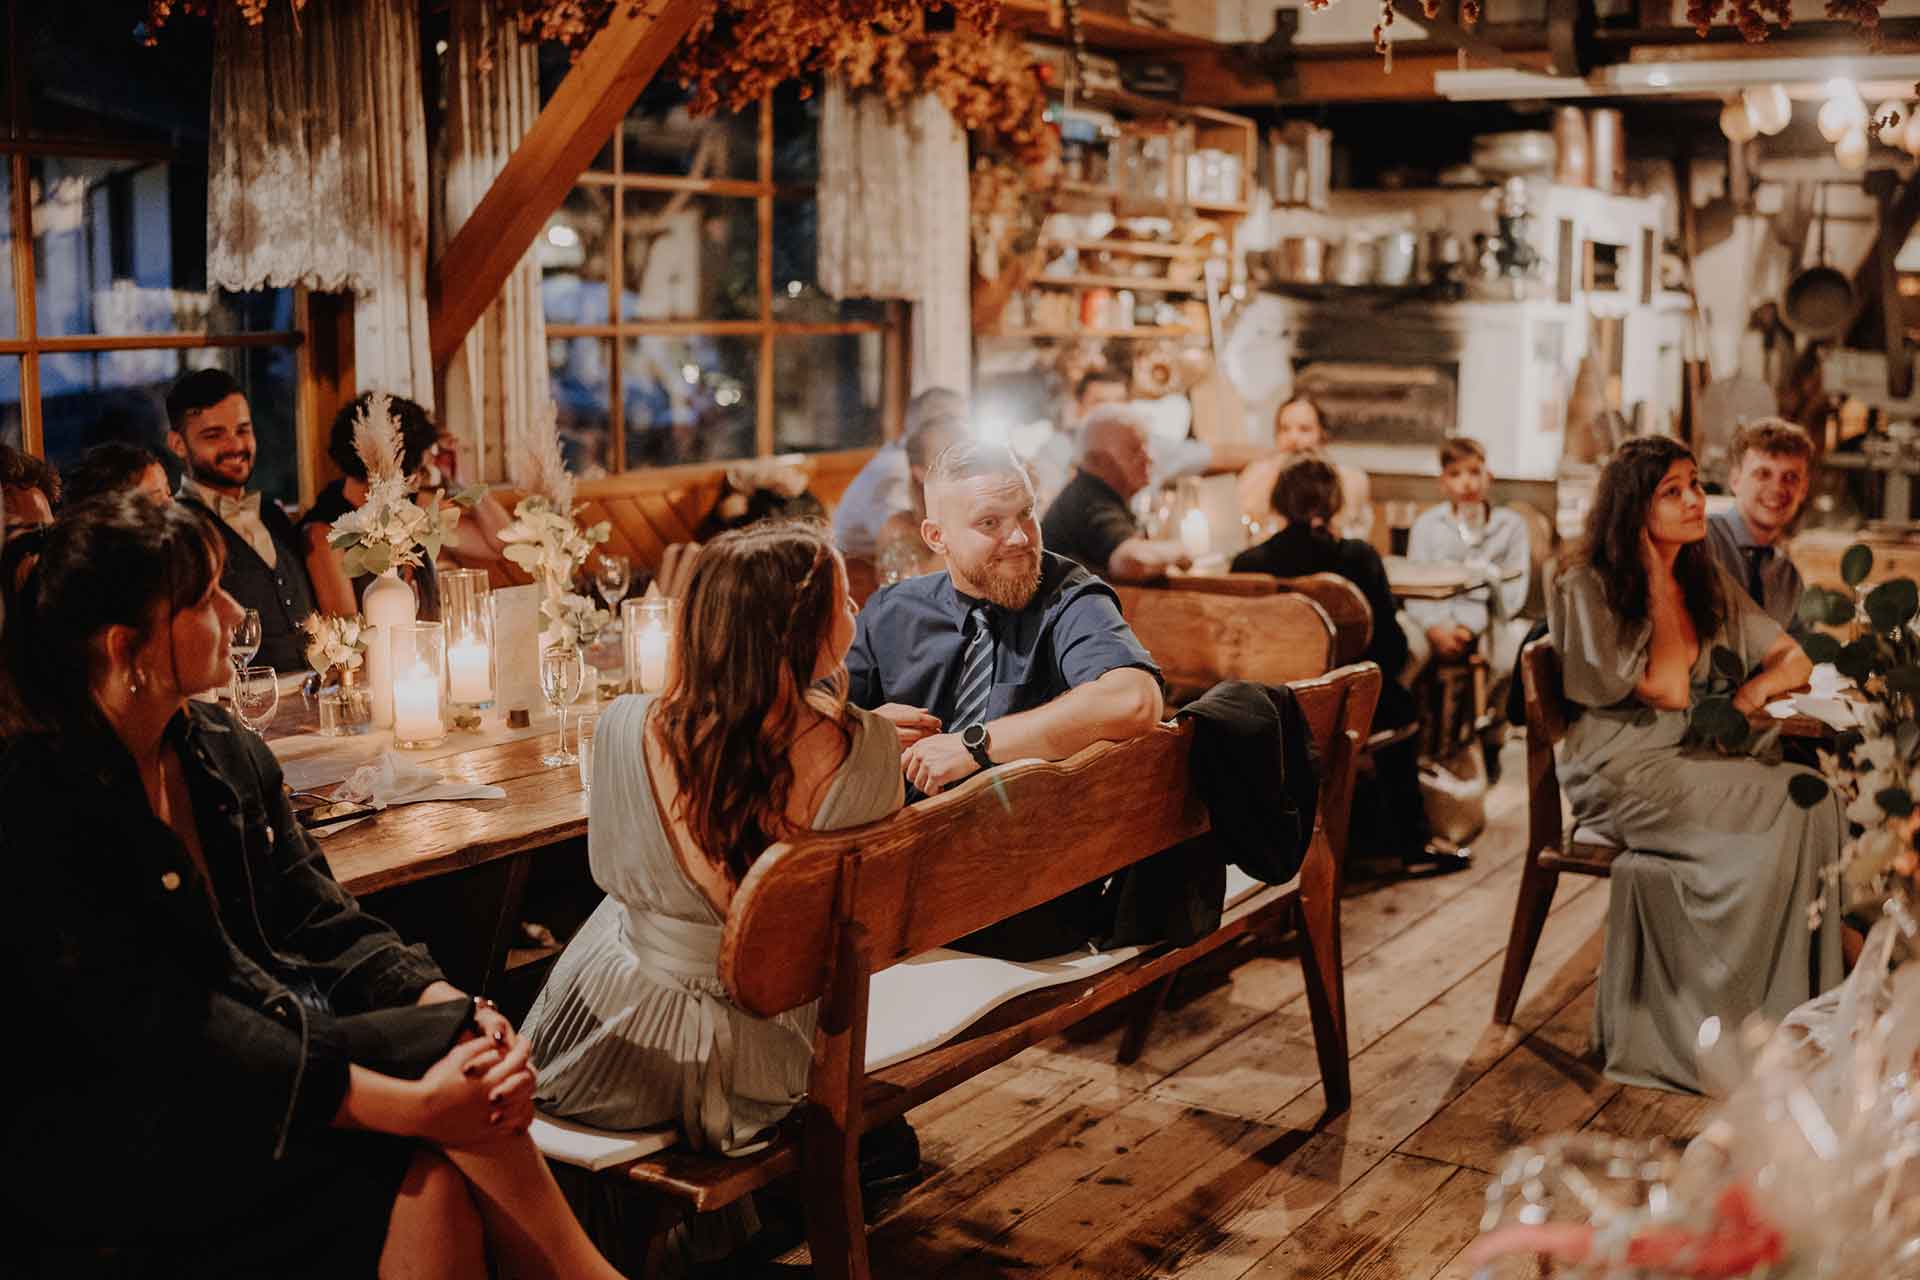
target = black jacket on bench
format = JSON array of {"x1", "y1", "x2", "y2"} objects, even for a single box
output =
[
  {"x1": 1100, "y1": 680, "x2": 1322, "y2": 951},
  {"x1": 0, "y1": 702, "x2": 449, "y2": 1270}
]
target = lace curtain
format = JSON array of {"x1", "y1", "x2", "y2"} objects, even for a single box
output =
[
  {"x1": 436, "y1": 0, "x2": 550, "y2": 483},
  {"x1": 817, "y1": 81, "x2": 971, "y2": 397},
  {"x1": 208, "y1": 0, "x2": 433, "y2": 407}
]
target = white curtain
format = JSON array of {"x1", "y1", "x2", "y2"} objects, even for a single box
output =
[
  {"x1": 437, "y1": 0, "x2": 550, "y2": 483},
  {"x1": 817, "y1": 80, "x2": 971, "y2": 397},
  {"x1": 208, "y1": 0, "x2": 433, "y2": 408}
]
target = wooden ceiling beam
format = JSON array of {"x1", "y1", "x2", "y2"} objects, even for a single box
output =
[
  {"x1": 1176, "y1": 47, "x2": 1554, "y2": 105},
  {"x1": 427, "y1": 0, "x2": 704, "y2": 373}
]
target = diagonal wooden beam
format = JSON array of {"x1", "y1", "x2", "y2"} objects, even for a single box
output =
[{"x1": 428, "y1": 0, "x2": 705, "y2": 373}]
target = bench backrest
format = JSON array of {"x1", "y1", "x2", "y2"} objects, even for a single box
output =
[
  {"x1": 1113, "y1": 584, "x2": 1336, "y2": 689},
  {"x1": 719, "y1": 661, "x2": 1381, "y2": 1018},
  {"x1": 1275, "y1": 573, "x2": 1372, "y2": 666}
]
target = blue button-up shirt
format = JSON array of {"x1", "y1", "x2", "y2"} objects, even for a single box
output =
[
  {"x1": 1706, "y1": 509, "x2": 1804, "y2": 633},
  {"x1": 846, "y1": 552, "x2": 1161, "y2": 727}
]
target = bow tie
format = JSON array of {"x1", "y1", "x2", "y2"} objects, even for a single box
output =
[{"x1": 210, "y1": 491, "x2": 262, "y2": 522}]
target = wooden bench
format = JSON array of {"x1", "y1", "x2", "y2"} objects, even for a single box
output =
[
  {"x1": 588, "y1": 661, "x2": 1381, "y2": 1277},
  {"x1": 1491, "y1": 637, "x2": 1619, "y2": 1025},
  {"x1": 1113, "y1": 582, "x2": 1337, "y2": 695}
]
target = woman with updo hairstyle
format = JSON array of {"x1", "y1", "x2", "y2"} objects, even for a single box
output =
[
  {"x1": 1233, "y1": 453, "x2": 1444, "y2": 871},
  {"x1": 0, "y1": 495, "x2": 622, "y2": 1279},
  {"x1": 522, "y1": 520, "x2": 902, "y2": 1267},
  {"x1": 1236, "y1": 392, "x2": 1375, "y2": 542},
  {"x1": 1550, "y1": 435, "x2": 1843, "y2": 1094}
]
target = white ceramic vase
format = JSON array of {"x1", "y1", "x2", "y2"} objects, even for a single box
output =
[{"x1": 363, "y1": 569, "x2": 417, "y2": 729}]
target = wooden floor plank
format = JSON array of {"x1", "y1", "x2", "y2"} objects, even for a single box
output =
[
  {"x1": 1395, "y1": 983, "x2": 1618, "y2": 1173},
  {"x1": 1150, "y1": 841, "x2": 1590, "y2": 1121},
  {"x1": 1265, "y1": 878, "x2": 1608, "y2": 1147},
  {"x1": 1342, "y1": 1163, "x2": 1490, "y2": 1280},
  {"x1": 933, "y1": 1102, "x2": 1261, "y2": 1279},
  {"x1": 1579, "y1": 1083, "x2": 1714, "y2": 1148},
  {"x1": 1233, "y1": 1153, "x2": 1462, "y2": 1279},
  {"x1": 1037, "y1": 1131, "x2": 1392, "y2": 1280},
  {"x1": 862, "y1": 1093, "x2": 1189, "y2": 1276}
]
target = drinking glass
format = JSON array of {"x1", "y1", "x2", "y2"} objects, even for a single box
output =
[
  {"x1": 539, "y1": 645, "x2": 586, "y2": 768},
  {"x1": 230, "y1": 609, "x2": 262, "y2": 670},
  {"x1": 576, "y1": 712, "x2": 599, "y2": 795},
  {"x1": 596, "y1": 553, "x2": 632, "y2": 612},
  {"x1": 231, "y1": 665, "x2": 280, "y2": 735}
]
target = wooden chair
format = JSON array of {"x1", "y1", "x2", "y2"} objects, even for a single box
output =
[
  {"x1": 1113, "y1": 584, "x2": 1336, "y2": 695},
  {"x1": 1275, "y1": 573, "x2": 1372, "y2": 668},
  {"x1": 584, "y1": 662, "x2": 1381, "y2": 1278},
  {"x1": 1491, "y1": 637, "x2": 1619, "y2": 1025},
  {"x1": 654, "y1": 542, "x2": 701, "y2": 598}
]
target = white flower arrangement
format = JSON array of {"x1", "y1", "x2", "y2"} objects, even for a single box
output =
[
  {"x1": 326, "y1": 393, "x2": 464, "y2": 577},
  {"x1": 502, "y1": 402, "x2": 612, "y2": 642},
  {"x1": 301, "y1": 612, "x2": 367, "y2": 684},
  {"x1": 541, "y1": 590, "x2": 611, "y2": 652}
]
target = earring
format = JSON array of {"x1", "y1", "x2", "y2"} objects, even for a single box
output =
[{"x1": 127, "y1": 668, "x2": 147, "y2": 697}]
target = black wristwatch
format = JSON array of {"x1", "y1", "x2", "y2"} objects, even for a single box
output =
[{"x1": 961, "y1": 722, "x2": 994, "y2": 769}]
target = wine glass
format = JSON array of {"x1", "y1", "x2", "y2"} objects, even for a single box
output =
[
  {"x1": 231, "y1": 665, "x2": 280, "y2": 735},
  {"x1": 596, "y1": 553, "x2": 632, "y2": 612},
  {"x1": 230, "y1": 609, "x2": 262, "y2": 671},
  {"x1": 539, "y1": 645, "x2": 586, "y2": 768}
]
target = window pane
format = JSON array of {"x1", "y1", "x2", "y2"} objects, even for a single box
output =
[
  {"x1": 38, "y1": 342, "x2": 300, "y2": 506},
  {"x1": 21, "y1": 0, "x2": 211, "y2": 143},
  {"x1": 0, "y1": 358, "x2": 19, "y2": 449},
  {"x1": 770, "y1": 197, "x2": 887, "y2": 322},
  {"x1": 29, "y1": 154, "x2": 292, "y2": 338},
  {"x1": 771, "y1": 84, "x2": 819, "y2": 185},
  {"x1": 0, "y1": 163, "x2": 14, "y2": 337},
  {"x1": 549, "y1": 336, "x2": 613, "y2": 478},
  {"x1": 620, "y1": 190, "x2": 758, "y2": 322},
  {"x1": 540, "y1": 185, "x2": 614, "y2": 328},
  {"x1": 622, "y1": 335, "x2": 757, "y2": 469},
  {"x1": 773, "y1": 333, "x2": 882, "y2": 455},
  {"x1": 623, "y1": 101, "x2": 758, "y2": 181}
]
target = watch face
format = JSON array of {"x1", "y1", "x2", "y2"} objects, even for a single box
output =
[{"x1": 963, "y1": 723, "x2": 986, "y2": 748}]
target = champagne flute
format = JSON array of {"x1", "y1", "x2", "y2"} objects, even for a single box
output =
[
  {"x1": 539, "y1": 645, "x2": 586, "y2": 768},
  {"x1": 231, "y1": 665, "x2": 280, "y2": 735},
  {"x1": 230, "y1": 609, "x2": 262, "y2": 671},
  {"x1": 596, "y1": 553, "x2": 632, "y2": 612}
]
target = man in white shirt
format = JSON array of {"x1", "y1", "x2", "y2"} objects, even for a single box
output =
[
  {"x1": 167, "y1": 368, "x2": 317, "y2": 671},
  {"x1": 1403, "y1": 436, "x2": 1531, "y2": 688},
  {"x1": 832, "y1": 386, "x2": 968, "y2": 561}
]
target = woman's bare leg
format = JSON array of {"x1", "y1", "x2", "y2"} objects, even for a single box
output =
[
  {"x1": 381, "y1": 1149, "x2": 488, "y2": 1280},
  {"x1": 441, "y1": 1134, "x2": 627, "y2": 1280}
]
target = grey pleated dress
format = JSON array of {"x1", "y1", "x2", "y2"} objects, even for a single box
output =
[
  {"x1": 523, "y1": 693, "x2": 903, "y2": 1150},
  {"x1": 1549, "y1": 563, "x2": 1845, "y2": 1094}
]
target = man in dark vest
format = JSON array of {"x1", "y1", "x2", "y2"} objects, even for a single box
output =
[{"x1": 168, "y1": 369, "x2": 316, "y2": 672}]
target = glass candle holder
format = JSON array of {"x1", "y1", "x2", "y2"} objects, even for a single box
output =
[
  {"x1": 318, "y1": 682, "x2": 372, "y2": 737},
  {"x1": 390, "y1": 621, "x2": 447, "y2": 750},
  {"x1": 623, "y1": 596, "x2": 678, "y2": 694},
  {"x1": 441, "y1": 568, "x2": 494, "y2": 722}
]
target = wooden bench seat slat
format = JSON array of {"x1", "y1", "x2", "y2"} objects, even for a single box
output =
[
  {"x1": 1537, "y1": 844, "x2": 1620, "y2": 875},
  {"x1": 1112, "y1": 584, "x2": 1336, "y2": 690}
]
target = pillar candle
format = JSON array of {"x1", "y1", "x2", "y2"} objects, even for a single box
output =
[
  {"x1": 393, "y1": 662, "x2": 442, "y2": 743},
  {"x1": 448, "y1": 637, "x2": 492, "y2": 703}
]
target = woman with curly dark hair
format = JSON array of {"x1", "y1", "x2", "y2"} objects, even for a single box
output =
[{"x1": 1549, "y1": 435, "x2": 1842, "y2": 1094}]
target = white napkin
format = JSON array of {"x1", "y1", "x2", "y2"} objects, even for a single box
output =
[
  {"x1": 1766, "y1": 695, "x2": 1861, "y2": 730},
  {"x1": 334, "y1": 751, "x2": 507, "y2": 810}
]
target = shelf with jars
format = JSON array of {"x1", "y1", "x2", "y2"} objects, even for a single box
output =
[{"x1": 976, "y1": 97, "x2": 1255, "y2": 348}]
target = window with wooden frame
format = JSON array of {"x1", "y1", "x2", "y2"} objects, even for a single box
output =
[
  {"x1": 0, "y1": 0, "x2": 307, "y2": 504},
  {"x1": 540, "y1": 87, "x2": 899, "y2": 476}
]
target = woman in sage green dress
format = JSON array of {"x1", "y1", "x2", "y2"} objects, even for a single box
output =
[
  {"x1": 1548, "y1": 436, "x2": 1844, "y2": 1094},
  {"x1": 522, "y1": 521, "x2": 902, "y2": 1270}
]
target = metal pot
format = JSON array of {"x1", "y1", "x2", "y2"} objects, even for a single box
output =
[
  {"x1": 1331, "y1": 236, "x2": 1377, "y2": 287},
  {"x1": 1376, "y1": 231, "x2": 1419, "y2": 286},
  {"x1": 1272, "y1": 236, "x2": 1328, "y2": 284},
  {"x1": 1782, "y1": 184, "x2": 1855, "y2": 342}
]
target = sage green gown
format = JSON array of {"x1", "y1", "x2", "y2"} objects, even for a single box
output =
[{"x1": 1548, "y1": 563, "x2": 1845, "y2": 1094}]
